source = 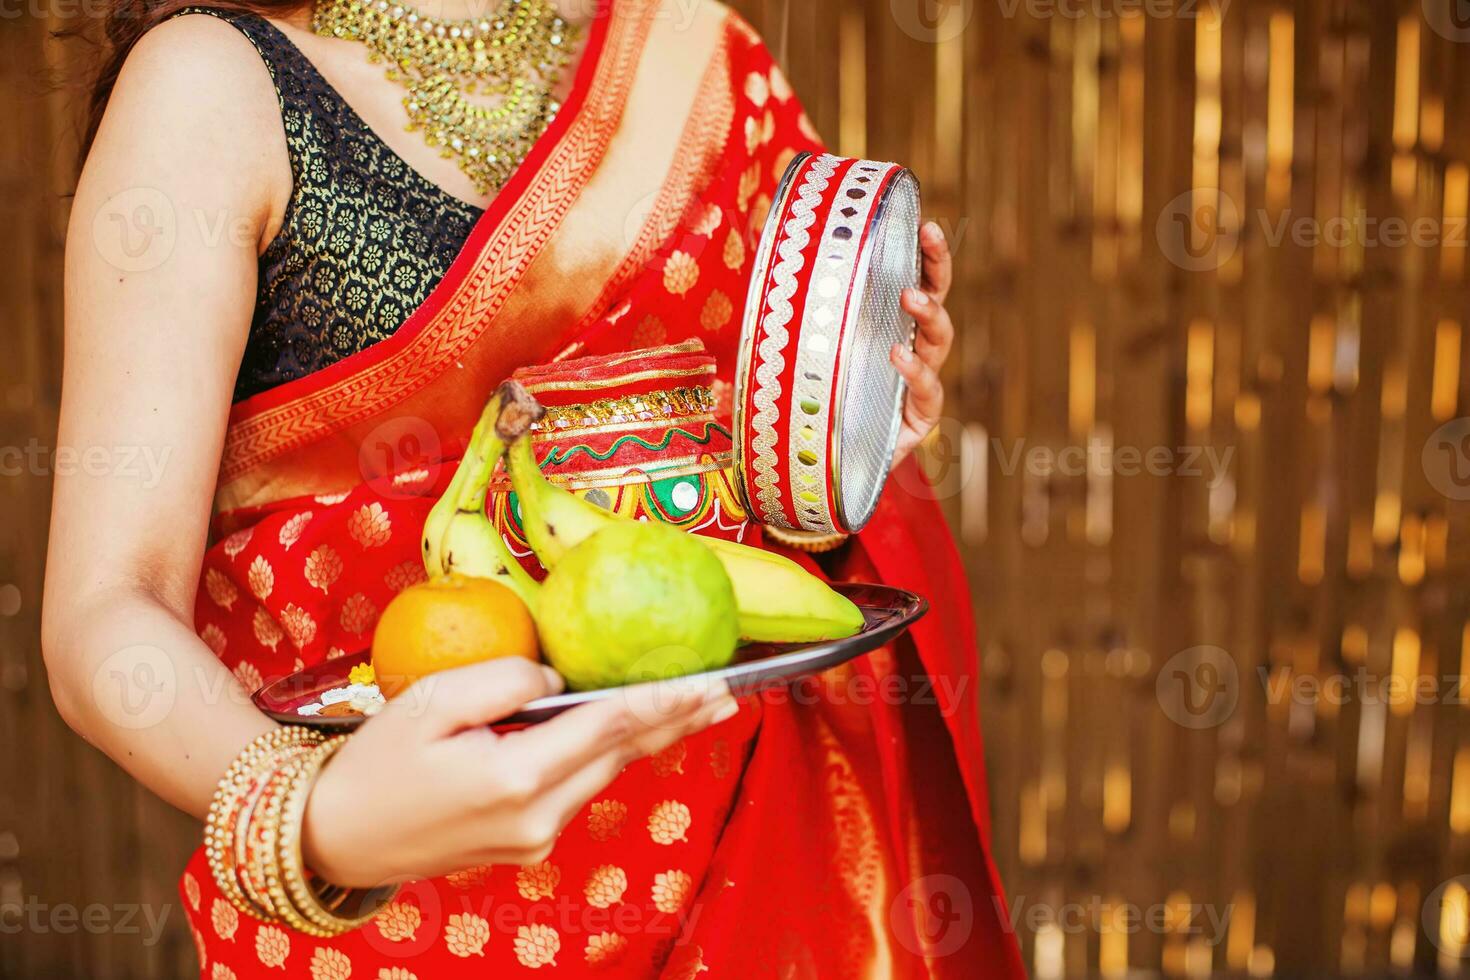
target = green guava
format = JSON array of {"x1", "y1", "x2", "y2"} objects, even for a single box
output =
[{"x1": 536, "y1": 521, "x2": 739, "y2": 691}]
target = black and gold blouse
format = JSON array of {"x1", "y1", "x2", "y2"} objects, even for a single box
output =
[{"x1": 182, "y1": 8, "x2": 484, "y2": 402}]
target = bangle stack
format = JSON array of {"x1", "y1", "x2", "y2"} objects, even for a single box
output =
[{"x1": 205, "y1": 728, "x2": 397, "y2": 937}]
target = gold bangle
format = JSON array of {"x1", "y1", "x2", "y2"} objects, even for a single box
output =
[
  {"x1": 277, "y1": 736, "x2": 398, "y2": 936},
  {"x1": 235, "y1": 757, "x2": 307, "y2": 920},
  {"x1": 205, "y1": 727, "x2": 323, "y2": 921},
  {"x1": 210, "y1": 731, "x2": 320, "y2": 914},
  {"x1": 208, "y1": 734, "x2": 318, "y2": 920},
  {"x1": 257, "y1": 748, "x2": 335, "y2": 937}
]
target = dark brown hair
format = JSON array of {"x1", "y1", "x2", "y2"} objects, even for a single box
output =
[{"x1": 77, "y1": 0, "x2": 308, "y2": 158}]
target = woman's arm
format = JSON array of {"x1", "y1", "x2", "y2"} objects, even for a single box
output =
[{"x1": 43, "y1": 14, "x2": 290, "y2": 819}]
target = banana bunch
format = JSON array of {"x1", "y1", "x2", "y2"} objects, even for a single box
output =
[
  {"x1": 422, "y1": 381, "x2": 866, "y2": 647},
  {"x1": 420, "y1": 387, "x2": 541, "y2": 609}
]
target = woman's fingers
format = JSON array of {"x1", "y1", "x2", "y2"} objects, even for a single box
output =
[
  {"x1": 891, "y1": 344, "x2": 944, "y2": 420},
  {"x1": 492, "y1": 676, "x2": 730, "y2": 792},
  {"x1": 901, "y1": 287, "x2": 953, "y2": 368},
  {"x1": 918, "y1": 221, "x2": 952, "y2": 302},
  {"x1": 407, "y1": 657, "x2": 565, "y2": 737},
  {"x1": 466, "y1": 682, "x2": 739, "y2": 862},
  {"x1": 890, "y1": 225, "x2": 955, "y2": 467}
]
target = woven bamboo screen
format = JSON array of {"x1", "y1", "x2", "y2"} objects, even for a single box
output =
[
  {"x1": 732, "y1": 0, "x2": 1470, "y2": 975},
  {"x1": 2, "y1": 0, "x2": 1468, "y2": 976}
]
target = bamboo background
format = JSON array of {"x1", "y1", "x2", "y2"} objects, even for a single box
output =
[{"x1": 3, "y1": 0, "x2": 1470, "y2": 976}]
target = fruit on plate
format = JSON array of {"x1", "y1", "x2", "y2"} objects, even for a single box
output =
[
  {"x1": 495, "y1": 383, "x2": 864, "y2": 644},
  {"x1": 536, "y1": 521, "x2": 739, "y2": 691},
  {"x1": 418, "y1": 379, "x2": 866, "y2": 693},
  {"x1": 371, "y1": 574, "x2": 538, "y2": 698}
]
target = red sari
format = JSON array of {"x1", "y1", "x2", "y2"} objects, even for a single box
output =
[{"x1": 181, "y1": 2, "x2": 1024, "y2": 977}]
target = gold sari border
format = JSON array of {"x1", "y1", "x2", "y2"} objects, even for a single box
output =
[
  {"x1": 572, "y1": 17, "x2": 737, "y2": 335},
  {"x1": 521, "y1": 365, "x2": 714, "y2": 395}
]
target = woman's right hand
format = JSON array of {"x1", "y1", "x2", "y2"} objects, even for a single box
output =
[{"x1": 301, "y1": 658, "x2": 738, "y2": 889}]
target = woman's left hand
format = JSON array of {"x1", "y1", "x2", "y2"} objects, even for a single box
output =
[{"x1": 890, "y1": 221, "x2": 955, "y2": 466}]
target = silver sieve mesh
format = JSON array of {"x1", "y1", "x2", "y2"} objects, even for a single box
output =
[{"x1": 834, "y1": 169, "x2": 921, "y2": 532}]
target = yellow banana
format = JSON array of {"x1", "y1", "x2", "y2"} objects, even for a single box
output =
[
  {"x1": 421, "y1": 390, "x2": 541, "y2": 609},
  {"x1": 698, "y1": 535, "x2": 865, "y2": 642},
  {"x1": 495, "y1": 382, "x2": 864, "y2": 643}
]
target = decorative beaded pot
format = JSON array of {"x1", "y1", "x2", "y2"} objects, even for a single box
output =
[
  {"x1": 488, "y1": 340, "x2": 749, "y2": 564},
  {"x1": 733, "y1": 151, "x2": 922, "y2": 536}
]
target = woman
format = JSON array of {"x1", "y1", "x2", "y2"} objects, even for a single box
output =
[{"x1": 43, "y1": 0, "x2": 1024, "y2": 975}]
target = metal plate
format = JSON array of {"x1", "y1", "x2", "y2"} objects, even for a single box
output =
[{"x1": 253, "y1": 583, "x2": 927, "y2": 731}]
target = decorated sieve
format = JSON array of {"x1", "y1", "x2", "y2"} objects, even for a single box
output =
[{"x1": 733, "y1": 151, "x2": 923, "y2": 536}]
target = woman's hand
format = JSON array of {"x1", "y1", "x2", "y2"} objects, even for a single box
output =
[
  {"x1": 302, "y1": 658, "x2": 738, "y2": 888},
  {"x1": 890, "y1": 221, "x2": 955, "y2": 466}
]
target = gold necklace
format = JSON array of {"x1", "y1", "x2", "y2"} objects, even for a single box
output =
[{"x1": 312, "y1": 0, "x2": 580, "y2": 194}]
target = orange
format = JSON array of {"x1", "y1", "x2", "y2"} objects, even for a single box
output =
[{"x1": 370, "y1": 574, "x2": 539, "y2": 698}]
